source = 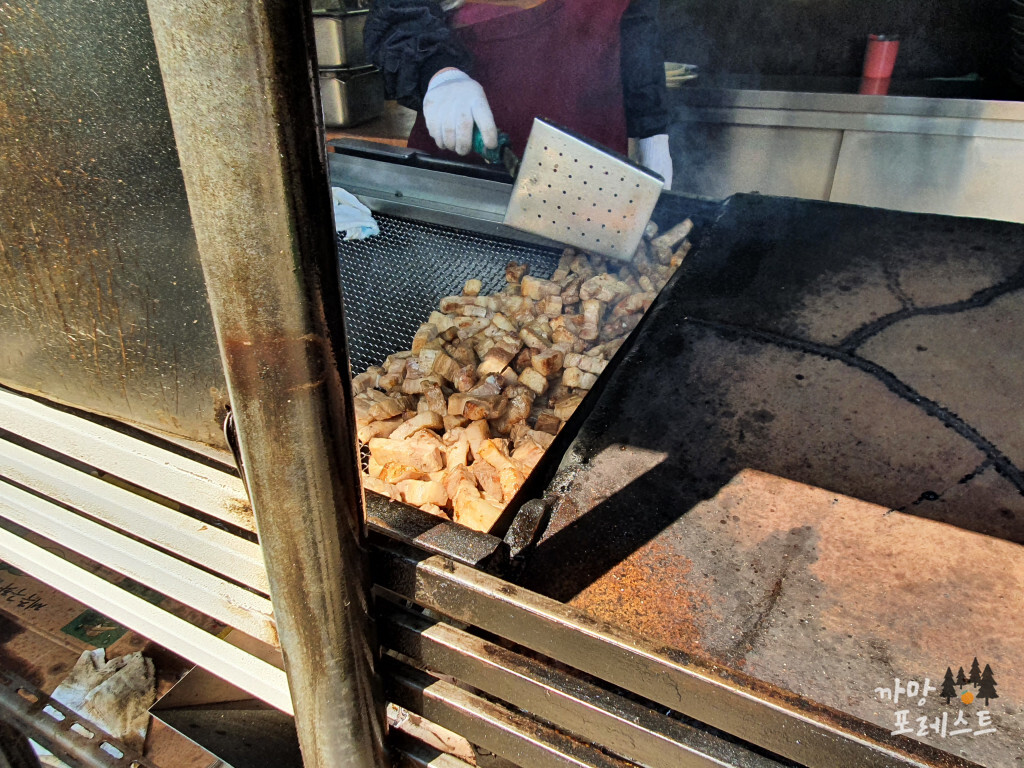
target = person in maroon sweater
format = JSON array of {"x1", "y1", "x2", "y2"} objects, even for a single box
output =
[{"x1": 365, "y1": 0, "x2": 673, "y2": 188}]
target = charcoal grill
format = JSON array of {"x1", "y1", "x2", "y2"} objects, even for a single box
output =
[
  {"x1": 334, "y1": 143, "x2": 1024, "y2": 768},
  {"x1": 2, "y1": 1, "x2": 1020, "y2": 763}
]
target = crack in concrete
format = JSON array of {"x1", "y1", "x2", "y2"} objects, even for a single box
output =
[
  {"x1": 836, "y1": 265, "x2": 1024, "y2": 353},
  {"x1": 895, "y1": 460, "x2": 994, "y2": 512},
  {"x1": 686, "y1": 318, "x2": 1024, "y2": 497}
]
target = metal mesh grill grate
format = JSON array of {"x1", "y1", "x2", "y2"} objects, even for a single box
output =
[{"x1": 337, "y1": 214, "x2": 560, "y2": 374}]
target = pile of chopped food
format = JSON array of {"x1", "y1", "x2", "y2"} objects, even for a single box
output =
[{"x1": 354, "y1": 217, "x2": 694, "y2": 533}]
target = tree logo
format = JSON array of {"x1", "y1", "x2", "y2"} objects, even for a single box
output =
[{"x1": 941, "y1": 658, "x2": 998, "y2": 706}]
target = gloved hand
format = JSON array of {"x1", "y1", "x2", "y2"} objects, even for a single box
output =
[
  {"x1": 635, "y1": 133, "x2": 673, "y2": 190},
  {"x1": 423, "y1": 68, "x2": 498, "y2": 156}
]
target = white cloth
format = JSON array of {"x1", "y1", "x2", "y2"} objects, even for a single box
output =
[
  {"x1": 422, "y1": 68, "x2": 498, "y2": 155},
  {"x1": 332, "y1": 186, "x2": 379, "y2": 241},
  {"x1": 51, "y1": 649, "x2": 155, "y2": 751},
  {"x1": 634, "y1": 133, "x2": 673, "y2": 190}
]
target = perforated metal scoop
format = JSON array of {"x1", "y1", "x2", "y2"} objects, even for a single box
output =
[{"x1": 503, "y1": 118, "x2": 664, "y2": 262}]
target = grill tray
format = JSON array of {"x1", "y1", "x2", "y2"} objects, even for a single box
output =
[{"x1": 337, "y1": 214, "x2": 561, "y2": 374}]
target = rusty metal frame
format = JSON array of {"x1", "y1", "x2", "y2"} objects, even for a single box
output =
[
  {"x1": 0, "y1": 670, "x2": 156, "y2": 768},
  {"x1": 142, "y1": 0, "x2": 385, "y2": 766},
  {"x1": 374, "y1": 543, "x2": 981, "y2": 768}
]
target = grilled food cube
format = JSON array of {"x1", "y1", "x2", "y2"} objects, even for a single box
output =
[
  {"x1": 369, "y1": 395, "x2": 410, "y2": 422},
  {"x1": 530, "y1": 348, "x2": 564, "y2": 378},
  {"x1": 389, "y1": 410, "x2": 444, "y2": 441},
  {"x1": 397, "y1": 479, "x2": 449, "y2": 508},
  {"x1": 401, "y1": 375, "x2": 443, "y2": 395},
  {"x1": 463, "y1": 279, "x2": 483, "y2": 297},
  {"x1": 670, "y1": 240, "x2": 691, "y2": 268},
  {"x1": 368, "y1": 436, "x2": 444, "y2": 473},
  {"x1": 465, "y1": 420, "x2": 491, "y2": 459},
  {"x1": 440, "y1": 295, "x2": 473, "y2": 313},
  {"x1": 443, "y1": 414, "x2": 470, "y2": 431},
  {"x1": 464, "y1": 395, "x2": 506, "y2": 421},
  {"x1": 499, "y1": 465, "x2": 526, "y2": 502},
  {"x1": 452, "y1": 365, "x2": 478, "y2": 393},
  {"x1": 613, "y1": 292, "x2": 656, "y2": 317},
  {"x1": 456, "y1": 317, "x2": 491, "y2": 339},
  {"x1": 519, "y1": 325, "x2": 549, "y2": 351},
  {"x1": 352, "y1": 367, "x2": 382, "y2": 395},
  {"x1": 357, "y1": 416, "x2": 404, "y2": 444},
  {"x1": 505, "y1": 261, "x2": 529, "y2": 283},
  {"x1": 362, "y1": 476, "x2": 399, "y2": 501},
  {"x1": 428, "y1": 311, "x2": 455, "y2": 334},
  {"x1": 445, "y1": 432, "x2": 470, "y2": 469},
  {"x1": 477, "y1": 344, "x2": 516, "y2": 376},
  {"x1": 651, "y1": 218, "x2": 693, "y2": 251},
  {"x1": 422, "y1": 384, "x2": 448, "y2": 416},
  {"x1": 563, "y1": 352, "x2": 607, "y2": 375},
  {"x1": 552, "y1": 393, "x2": 585, "y2": 421},
  {"x1": 521, "y1": 275, "x2": 561, "y2": 300},
  {"x1": 429, "y1": 352, "x2": 462, "y2": 384},
  {"x1": 411, "y1": 323, "x2": 439, "y2": 353},
  {"x1": 519, "y1": 367, "x2": 549, "y2": 395},
  {"x1": 449, "y1": 393, "x2": 506, "y2": 421},
  {"x1": 532, "y1": 411, "x2": 562, "y2": 435},
  {"x1": 453, "y1": 493, "x2": 503, "y2": 533},
  {"x1": 467, "y1": 379, "x2": 502, "y2": 397},
  {"x1": 379, "y1": 463, "x2": 429, "y2": 484},
  {"x1": 536, "y1": 295, "x2": 563, "y2": 316},
  {"x1": 581, "y1": 299, "x2": 604, "y2": 327},
  {"x1": 443, "y1": 465, "x2": 478, "y2": 502},
  {"x1": 580, "y1": 273, "x2": 631, "y2": 304},
  {"x1": 505, "y1": 386, "x2": 535, "y2": 425},
  {"x1": 472, "y1": 461, "x2": 504, "y2": 502},
  {"x1": 562, "y1": 367, "x2": 598, "y2": 390},
  {"x1": 477, "y1": 438, "x2": 513, "y2": 471}
]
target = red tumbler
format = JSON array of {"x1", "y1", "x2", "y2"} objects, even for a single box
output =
[{"x1": 863, "y1": 34, "x2": 900, "y2": 79}]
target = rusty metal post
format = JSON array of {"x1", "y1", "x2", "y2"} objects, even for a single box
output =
[{"x1": 143, "y1": 1, "x2": 385, "y2": 767}]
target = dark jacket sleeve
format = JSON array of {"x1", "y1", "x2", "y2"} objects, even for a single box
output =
[
  {"x1": 364, "y1": 0, "x2": 472, "y2": 112},
  {"x1": 620, "y1": 0, "x2": 669, "y2": 138}
]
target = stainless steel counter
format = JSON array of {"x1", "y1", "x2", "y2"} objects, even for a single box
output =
[{"x1": 669, "y1": 77, "x2": 1024, "y2": 222}]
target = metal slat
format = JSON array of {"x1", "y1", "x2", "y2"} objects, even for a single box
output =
[
  {"x1": 380, "y1": 607, "x2": 779, "y2": 768},
  {"x1": 0, "y1": 525, "x2": 291, "y2": 713},
  {"x1": 384, "y1": 658, "x2": 637, "y2": 768},
  {"x1": 374, "y1": 544, "x2": 963, "y2": 768},
  {"x1": 0, "y1": 438, "x2": 268, "y2": 594},
  {"x1": 0, "y1": 388, "x2": 252, "y2": 532},
  {"x1": 389, "y1": 731, "x2": 477, "y2": 768},
  {"x1": 0, "y1": 479, "x2": 277, "y2": 647}
]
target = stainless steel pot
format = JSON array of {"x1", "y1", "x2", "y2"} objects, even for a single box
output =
[
  {"x1": 313, "y1": 11, "x2": 368, "y2": 68},
  {"x1": 319, "y1": 67, "x2": 385, "y2": 128}
]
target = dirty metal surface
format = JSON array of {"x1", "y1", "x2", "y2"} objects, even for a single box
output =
[
  {"x1": 521, "y1": 194, "x2": 1024, "y2": 767},
  {"x1": 0, "y1": 0, "x2": 228, "y2": 449}
]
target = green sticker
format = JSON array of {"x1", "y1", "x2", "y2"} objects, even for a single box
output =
[{"x1": 61, "y1": 610, "x2": 127, "y2": 648}]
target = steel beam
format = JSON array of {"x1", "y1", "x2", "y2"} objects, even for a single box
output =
[
  {"x1": 380, "y1": 606, "x2": 779, "y2": 768},
  {"x1": 142, "y1": 0, "x2": 384, "y2": 766},
  {"x1": 384, "y1": 658, "x2": 635, "y2": 768},
  {"x1": 374, "y1": 544, "x2": 977, "y2": 768}
]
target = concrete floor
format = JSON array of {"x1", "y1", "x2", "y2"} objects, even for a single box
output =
[{"x1": 522, "y1": 194, "x2": 1024, "y2": 767}]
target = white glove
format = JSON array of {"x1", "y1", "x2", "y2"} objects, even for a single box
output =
[
  {"x1": 423, "y1": 68, "x2": 498, "y2": 156},
  {"x1": 635, "y1": 133, "x2": 673, "y2": 190}
]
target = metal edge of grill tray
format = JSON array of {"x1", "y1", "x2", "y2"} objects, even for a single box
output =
[{"x1": 330, "y1": 142, "x2": 722, "y2": 561}]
